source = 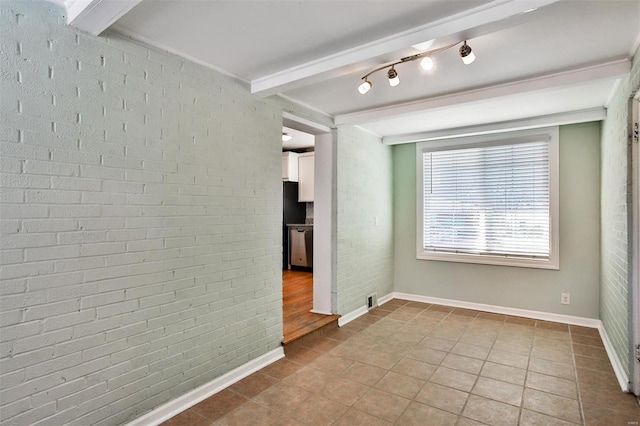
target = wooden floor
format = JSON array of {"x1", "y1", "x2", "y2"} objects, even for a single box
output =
[{"x1": 282, "y1": 270, "x2": 340, "y2": 344}]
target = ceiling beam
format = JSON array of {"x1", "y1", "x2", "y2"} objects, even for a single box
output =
[
  {"x1": 382, "y1": 107, "x2": 607, "y2": 145},
  {"x1": 250, "y1": 0, "x2": 561, "y2": 97},
  {"x1": 335, "y1": 58, "x2": 630, "y2": 127},
  {"x1": 66, "y1": 0, "x2": 142, "y2": 36}
]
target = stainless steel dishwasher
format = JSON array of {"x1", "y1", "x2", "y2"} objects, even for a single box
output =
[{"x1": 289, "y1": 226, "x2": 313, "y2": 268}]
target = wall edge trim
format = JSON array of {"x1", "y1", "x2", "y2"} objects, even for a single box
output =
[
  {"x1": 598, "y1": 323, "x2": 631, "y2": 392},
  {"x1": 125, "y1": 347, "x2": 285, "y2": 426},
  {"x1": 338, "y1": 292, "x2": 395, "y2": 327},
  {"x1": 338, "y1": 305, "x2": 367, "y2": 327}
]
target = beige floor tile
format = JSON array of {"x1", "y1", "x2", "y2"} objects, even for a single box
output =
[
  {"x1": 341, "y1": 362, "x2": 387, "y2": 386},
  {"x1": 229, "y1": 372, "x2": 279, "y2": 399},
  {"x1": 471, "y1": 377, "x2": 523, "y2": 407},
  {"x1": 191, "y1": 389, "x2": 249, "y2": 422},
  {"x1": 215, "y1": 401, "x2": 281, "y2": 426},
  {"x1": 430, "y1": 366, "x2": 478, "y2": 392},
  {"x1": 458, "y1": 333, "x2": 497, "y2": 348},
  {"x1": 533, "y1": 336, "x2": 572, "y2": 353},
  {"x1": 358, "y1": 348, "x2": 403, "y2": 370},
  {"x1": 391, "y1": 357, "x2": 437, "y2": 380},
  {"x1": 522, "y1": 388, "x2": 581, "y2": 424},
  {"x1": 253, "y1": 383, "x2": 311, "y2": 413},
  {"x1": 491, "y1": 340, "x2": 532, "y2": 356},
  {"x1": 164, "y1": 409, "x2": 211, "y2": 426},
  {"x1": 417, "y1": 336, "x2": 457, "y2": 352},
  {"x1": 573, "y1": 353, "x2": 614, "y2": 372},
  {"x1": 525, "y1": 371, "x2": 577, "y2": 399},
  {"x1": 582, "y1": 402, "x2": 640, "y2": 426},
  {"x1": 441, "y1": 353, "x2": 484, "y2": 374},
  {"x1": 572, "y1": 343, "x2": 608, "y2": 360},
  {"x1": 570, "y1": 333, "x2": 603, "y2": 348},
  {"x1": 308, "y1": 353, "x2": 355, "y2": 374},
  {"x1": 405, "y1": 347, "x2": 448, "y2": 365},
  {"x1": 352, "y1": 388, "x2": 411, "y2": 423},
  {"x1": 374, "y1": 371, "x2": 425, "y2": 399},
  {"x1": 519, "y1": 408, "x2": 580, "y2": 426},
  {"x1": 480, "y1": 362, "x2": 526, "y2": 386},
  {"x1": 530, "y1": 346, "x2": 574, "y2": 365},
  {"x1": 332, "y1": 408, "x2": 392, "y2": 426},
  {"x1": 487, "y1": 349, "x2": 529, "y2": 369},
  {"x1": 396, "y1": 401, "x2": 458, "y2": 425},
  {"x1": 579, "y1": 382, "x2": 640, "y2": 412},
  {"x1": 282, "y1": 366, "x2": 333, "y2": 393},
  {"x1": 318, "y1": 376, "x2": 371, "y2": 406},
  {"x1": 456, "y1": 417, "x2": 491, "y2": 426},
  {"x1": 260, "y1": 358, "x2": 302, "y2": 380},
  {"x1": 451, "y1": 342, "x2": 491, "y2": 360},
  {"x1": 431, "y1": 326, "x2": 466, "y2": 341},
  {"x1": 414, "y1": 382, "x2": 469, "y2": 415},
  {"x1": 528, "y1": 357, "x2": 575, "y2": 380},
  {"x1": 288, "y1": 393, "x2": 349, "y2": 425},
  {"x1": 461, "y1": 394, "x2": 520, "y2": 426}
]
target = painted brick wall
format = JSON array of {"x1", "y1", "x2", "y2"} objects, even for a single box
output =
[
  {"x1": 600, "y1": 46, "x2": 640, "y2": 378},
  {"x1": 336, "y1": 126, "x2": 394, "y2": 314},
  {"x1": 0, "y1": 2, "x2": 286, "y2": 424}
]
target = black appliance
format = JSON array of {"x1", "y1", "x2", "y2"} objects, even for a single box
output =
[{"x1": 283, "y1": 181, "x2": 306, "y2": 270}]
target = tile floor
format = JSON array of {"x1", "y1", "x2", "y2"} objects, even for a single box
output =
[{"x1": 162, "y1": 299, "x2": 639, "y2": 425}]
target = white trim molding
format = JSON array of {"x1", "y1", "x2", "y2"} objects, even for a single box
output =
[
  {"x1": 393, "y1": 292, "x2": 601, "y2": 327},
  {"x1": 338, "y1": 306, "x2": 368, "y2": 327},
  {"x1": 126, "y1": 347, "x2": 284, "y2": 426},
  {"x1": 598, "y1": 324, "x2": 631, "y2": 392},
  {"x1": 338, "y1": 292, "x2": 394, "y2": 327}
]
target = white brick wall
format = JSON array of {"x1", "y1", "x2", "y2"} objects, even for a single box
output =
[
  {"x1": 336, "y1": 126, "x2": 394, "y2": 314},
  {"x1": 0, "y1": 1, "x2": 288, "y2": 424},
  {"x1": 600, "y1": 46, "x2": 640, "y2": 378}
]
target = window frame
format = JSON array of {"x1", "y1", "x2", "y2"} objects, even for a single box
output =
[{"x1": 415, "y1": 127, "x2": 560, "y2": 270}]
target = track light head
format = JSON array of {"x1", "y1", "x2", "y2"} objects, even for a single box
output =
[
  {"x1": 459, "y1": 41, "x2": 475, "y2": 65},
  {"x1": 358, "y1": 79, "x2": 372, "y2": 95},
  {"x1": 387, "y1": 67, "x2": 400, "y2": 87},
  {"x1": 420, "y1": 56, "x2": 434, "y2": 71}
]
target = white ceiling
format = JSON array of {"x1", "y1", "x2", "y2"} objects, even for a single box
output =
[{"x1": 64, "y1": 0, "x2": 640, "y2": 140}]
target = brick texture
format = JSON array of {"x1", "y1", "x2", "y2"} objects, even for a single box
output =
[
  {"x1": 0, "y1": 1, "x2": 294, "y2": 424},
  {"x1": 336, "y1": 126, "x2": 394, "y2": 315},
  {"x1": 600, "y1": 46, "x2": 640, "y2": 378}
]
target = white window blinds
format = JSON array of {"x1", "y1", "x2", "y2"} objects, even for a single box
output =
[{"x1": 422, "y1": 140, "x2": 551, "y2": 259}]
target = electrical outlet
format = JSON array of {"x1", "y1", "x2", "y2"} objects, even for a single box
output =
[{"x1": 561, "y1": 293, "x2": 571, "y2": 305}]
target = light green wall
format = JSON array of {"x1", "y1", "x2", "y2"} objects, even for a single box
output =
[
  {"x1": 393, "y1": 123, "x2": 601, "y2": 318},
  {"x1": 336, "y1": 126, "x2": 394, "y2": 314}
]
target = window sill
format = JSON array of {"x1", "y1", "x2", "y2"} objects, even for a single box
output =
[{"x1": 417, "y1": 251, "x2": 559, "y2": 270}]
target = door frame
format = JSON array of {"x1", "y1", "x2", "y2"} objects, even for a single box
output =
[
  {"x1": 282, "y1": 112, "x2": 335, "y2": 315},
  {"x1": 631, "y1": 93, "x2": 639, "y2": 395}
]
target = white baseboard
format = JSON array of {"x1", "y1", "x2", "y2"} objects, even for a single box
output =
[
  {"x1": 393, "y1": 292, "x2": 601, "y2": 328},
  {"x1": 338, "y1": 292, "x2": 395, "y2": 327},
  {"x1": 338, "y1": 305, "x2": 367, "y2": 327},
  {"x1": 598, "y1": 324, "x2": 630, "y2": 392},
  {"x1": 377, "y1": 292, "x2": 394, "y2": 307},
  {"x1": 126, "y1": 347, "x2": 285, "y2": 426}
]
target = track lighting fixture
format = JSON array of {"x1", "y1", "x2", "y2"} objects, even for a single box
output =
[
  {"x1": 459, "y1": 41, "x2": 475, "y2": 65},
  {"x1": 357, "y1": 40, "x2": 476, "y2": 94},
  {"x1": 358, "y1": 79, "x2": 372, "y2": 95},
  {"x1": 420, "y1": 56, "x2": 434, "y2": 71},
  {"x1": 387, "y1": 67, "x2": 399, "y2": 87}
]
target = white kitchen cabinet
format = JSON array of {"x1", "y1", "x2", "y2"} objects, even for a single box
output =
[
  {"x1": 298, "y1": 152, "x2": 314, "y2": 202},
  {"x1": 282, "y1": 151, "x2": 299, "y2": 182}
]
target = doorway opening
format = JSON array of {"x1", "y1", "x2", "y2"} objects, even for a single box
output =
[{"x1": 281, "y1": 113, "x2": 338, "y2": 344}]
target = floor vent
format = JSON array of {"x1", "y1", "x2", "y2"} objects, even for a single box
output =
[{"x1": 367, "y1": 293, "x2": 378, "y2": 310}]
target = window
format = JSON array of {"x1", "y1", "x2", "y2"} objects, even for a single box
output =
[{"x1": 416, "y1": 127, "x2": 559, "y2": 269}]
